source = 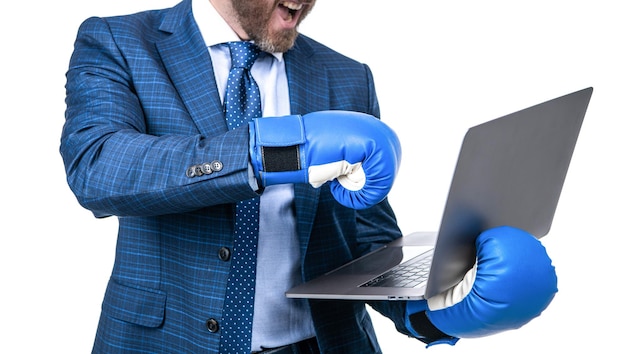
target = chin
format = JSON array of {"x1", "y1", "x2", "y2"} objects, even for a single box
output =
[{"x1": 256, "y1": 30, "x2": 299, "y2": 53}]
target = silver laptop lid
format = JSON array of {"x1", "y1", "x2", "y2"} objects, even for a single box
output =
[{"x1": 425, "y1": 87, "x2": 593, "y2": 298}]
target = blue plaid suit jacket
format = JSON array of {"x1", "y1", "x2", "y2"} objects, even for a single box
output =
[{"x1": 61, "y1": 0, "x2": 412, "y2": 352}]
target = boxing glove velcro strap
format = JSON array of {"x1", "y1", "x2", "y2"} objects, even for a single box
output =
[
  {"x1": 409, "y1": 311, "x2": 457, "y2": 345},
  {"x1": 261, "y1": 146, "x2": 300, "y2": 172},
  {"x1": 249, "y1": 115, "x2": 307, "y2": 186}
]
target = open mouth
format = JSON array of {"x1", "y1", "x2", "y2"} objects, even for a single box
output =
[{"x1": 278, "y1": 1, "x2": 305, "y2": 22}]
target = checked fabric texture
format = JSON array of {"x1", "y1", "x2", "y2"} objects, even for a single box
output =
[{"x1": 219, "y1": 41, "x2": 262, "y2": 353}]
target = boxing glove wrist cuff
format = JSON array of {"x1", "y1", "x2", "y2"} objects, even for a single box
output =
[
  {"x1": 409, "y1": 311, "x2": 459, "y2": 347},
  {"x1": 249, "y1": 116, "x2": 307, "y2": 186}
]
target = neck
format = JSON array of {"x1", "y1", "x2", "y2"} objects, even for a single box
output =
[{"x1": 209, "y1": 0, "x2": 250, "y2": 40}]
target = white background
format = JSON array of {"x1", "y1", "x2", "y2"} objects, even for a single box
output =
[{"x1": 2, "y1": 1, "x2": 624, "y2": 353}]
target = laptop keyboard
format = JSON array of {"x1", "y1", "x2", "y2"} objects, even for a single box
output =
[{"x1": 360, "y1": 250, "x2": 433, "y2": 288}]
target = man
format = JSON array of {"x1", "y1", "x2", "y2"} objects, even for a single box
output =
[{"x1": 60, "y1": 0, "x2": 557, "y2": 353}]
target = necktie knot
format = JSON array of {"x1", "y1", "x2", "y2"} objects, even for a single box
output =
[
  {"x1": 228, "y1": 41, "x2": 260, "y2": 70},
  {"x1": 223, "y1": 41, "x2": 262, "y2": 129}
]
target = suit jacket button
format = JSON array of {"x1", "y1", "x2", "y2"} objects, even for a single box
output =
[
  {"x1": 193, "y1": 164, "x2": 204, "y2": 177},
  {"x1": 210, "y1": 160, "x2": 223, "y2": 172},
  {"x1": 200, "y1": 162, "x2": 213, "y2": 175},
  {"x1": 218, "y1": 247, "x2": 231, "y2": 261},
  {"x1": 185, "y1": 165, "x2": 197, "y2": 178},
  {"x1": 206, "y1": 318, "x2": 219, "y2": 333}
]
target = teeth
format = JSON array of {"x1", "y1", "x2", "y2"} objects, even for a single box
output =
[{"x1": 282, "y1": 1, "x2": 303, "y2": 11}]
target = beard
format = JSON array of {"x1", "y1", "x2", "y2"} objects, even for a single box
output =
[{"x1": 231, "y1": 0, "x2": 314, "y2": 53}]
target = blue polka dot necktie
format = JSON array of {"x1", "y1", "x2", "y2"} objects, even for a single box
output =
[{"x1": 219, "y1": 41, "x2": 262, "y2": 353}]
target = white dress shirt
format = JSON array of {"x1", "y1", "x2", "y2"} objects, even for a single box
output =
[{"x1": 192, "y1": 0, "x2": 315, "y2": 350}]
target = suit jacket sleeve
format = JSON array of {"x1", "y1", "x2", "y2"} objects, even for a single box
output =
[{"x1": 61, "y1": 16, "x2": 258, "y2": 218}]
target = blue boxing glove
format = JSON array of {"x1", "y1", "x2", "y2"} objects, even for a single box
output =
[
  {"x1": 249, "y1": 111, "x2": 401, "y2": 209},
  {"x1": 405, "y1": 226, "x2": 558, "y2": 347}
]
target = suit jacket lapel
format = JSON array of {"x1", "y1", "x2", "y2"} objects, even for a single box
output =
[
  {"x1": 285, "y1": 38, "x2": 330, "y2": 116},
  {"x1": 284, "y1": 38, "x2": 331, "y2": 252},
  {"x1": 155, "y1": 0, "x2": 226, "y2": 136}
]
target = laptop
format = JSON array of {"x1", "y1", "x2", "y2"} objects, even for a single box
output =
[{"x1": 286, "y1": 87, "x2": 593, "y2": 301}]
